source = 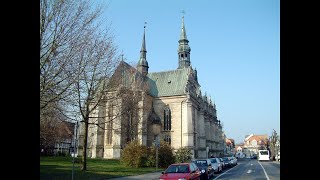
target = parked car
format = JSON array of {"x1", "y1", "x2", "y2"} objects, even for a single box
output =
[
  {"x1": 230, "y1": 157, "x2": 237, "y2": 166},
  {"x1": 209, "y1": 158, "x2": 222, "y2": 173},
  {"x1": 222, "y1": 157, "x2": 232, "y2": 167},
  {"x1": 251, "y1": 154, "x2": 257, "y2": 159},
  {"x1": 192, "y1": 159, "x2": 214, "y2": 180},
  {"x1": 219, "y1": 158, "x2": 225, "y2": 169},
  {"x1": 159, "y1": 162, "x2": 202, "y2": 180}
]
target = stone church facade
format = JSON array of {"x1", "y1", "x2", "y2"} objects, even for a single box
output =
[{"x1": 78, "y1": 16, "x2": 225, "y2": 159}]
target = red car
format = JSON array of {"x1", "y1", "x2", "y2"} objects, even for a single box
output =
[{"x1": 159, "y1": 162, "x2": 202, "y2": 180}]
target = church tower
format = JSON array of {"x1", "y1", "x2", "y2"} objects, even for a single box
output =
[
  {"x1": 177, "y1": 15, "x2": 191, "y2": 69},
  {"x1": 137, "y1": 25, "x2": 149, "y2": 76}
]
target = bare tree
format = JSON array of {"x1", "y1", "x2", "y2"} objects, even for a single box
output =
[
  {"x1": 40, "y1": 0, "x2": 107, "y2": 112},
  {"x1": 70, "y1": 31, "x2": 118, "y2": 170},
  {"x1": 268, "y1": 129, "x2": 279, "y2": 160},
  {"x1": 119, "y1": 84, "x2": 149, "y2": 144},
  {"x1": 40, "y1": 0, "x2": 119, "y2": 171}
]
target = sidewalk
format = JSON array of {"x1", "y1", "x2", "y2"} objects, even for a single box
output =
[{"x1": 107, "y1": 171, "x2": 162, "y2": 180}]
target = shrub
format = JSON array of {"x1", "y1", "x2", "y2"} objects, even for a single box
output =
[
  {"x1": 120, "y1": 140, "x2": 148, "y2": 168},
  {"x1": 158, "y1": 140, "x2": 175, "y2": 168},
  {"x1": 175, "y1": 147, "x2": 193, "y2": 163},
  {"x1": 145, "y1": 147, "x2": 156, "y2": 167},
  {"x1": 146, "y1": 140, "x2": 175, "y2": 168}
]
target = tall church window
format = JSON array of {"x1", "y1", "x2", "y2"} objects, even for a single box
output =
[
  {"x1": 106, "y1": 105, "x2": 113, "y2": 144},
  {"x1": 163, "y1": 106, "x2": 171, "y2": 131},
  {"x1": 164, "y1": 135, "x2": 171, "y2": 145},
  {"x1": 192, "y1": 108, "x2": 196, "y2": 148}
]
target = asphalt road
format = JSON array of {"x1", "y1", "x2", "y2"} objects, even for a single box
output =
[
  {"x1": 213, "y1": 158, "x2": 280, "y2": 180},
  {"x1": 108, "y1": 158, "x2": 280, "y2": 180}
]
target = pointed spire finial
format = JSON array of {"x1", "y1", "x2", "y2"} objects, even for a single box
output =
[
  {"x1": 181, "y1": 10, "x2": 186, "y2": 17},
  {"x1": 137, "y1": 22, "x2": 149, "y2": 76},
  {"x1": 141, "y1": 22, "x2": 147, "y2": 52},
  {"x1": 121, "y1": 51, "x2": 124, "y2": 61},
  {"x1": 180, "y1": 11, "x2": 187, "y2": 40}
]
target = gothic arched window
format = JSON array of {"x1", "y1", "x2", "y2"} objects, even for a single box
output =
[
  {"x1": 163, "y1": 106, "x2": 171, "y2": 131},
  {"x1": 164, "y1": 135, "x2": 171, "y2": 145}
]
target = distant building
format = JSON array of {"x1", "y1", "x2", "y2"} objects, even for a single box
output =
[
  {"x1": 40, "y1": 121, "x2": 75, "y2": 156},
  {"x1": 225, "y1": 138, "x2": 235, "y2": 156},
  {"x1": 234, "y1": 143, "x2": 246, "y2": 158},
  {"x1": 243, "y1": 134, "x2": 269, "y2": 157}
]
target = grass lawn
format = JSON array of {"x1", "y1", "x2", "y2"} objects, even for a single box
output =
[{"x1": 40, "y1": 156, "x2": 164, "y2": 180}]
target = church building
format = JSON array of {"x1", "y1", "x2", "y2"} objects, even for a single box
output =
[{"x1": 78, "y1": 16, "x2": 225, "y2": 159}]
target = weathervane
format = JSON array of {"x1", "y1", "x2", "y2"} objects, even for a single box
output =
[
  {"x1": 181, "y1": 10, "x2": 186, "y2": 17},
  {"x1": 144, "y1": 21, "x2": 147, "y2": 29}
]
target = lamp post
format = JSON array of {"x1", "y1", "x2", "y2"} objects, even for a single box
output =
[
  {"x1": 152, "y1": 120, "x2": 161, "y2": 171},
  {"x1": 72, "y1": 121, "x2": 78, "y2": 180}
]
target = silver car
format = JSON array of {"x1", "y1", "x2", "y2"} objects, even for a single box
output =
[
  {"x1": 209, "y1": 158, "x2": 222, "y2": 173},
  {"x1": 219, "y1": 158, "x2": 225, "y2": 169},
  {"x1": 229, "y1": 156, "x2": 237, "y2": 166}
]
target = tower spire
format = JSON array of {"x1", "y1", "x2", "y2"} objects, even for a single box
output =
[
  {"x1": 180, "y1": 12, "x2": 188, "y2": 41},
  {"x1": 137, "y1": 22, "x2": 149, "y2": 76},
  {"x1": 177, "y1": 12, "x2": 191, "y2": 69}
]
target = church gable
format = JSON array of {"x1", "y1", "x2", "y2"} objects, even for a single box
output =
[{"x1": 107, "y1": 61, "x2": 148, "y2": 90}]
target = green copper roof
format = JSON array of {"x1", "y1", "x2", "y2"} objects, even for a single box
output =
[{"x1": 147, "y1": 68, "x2": 189, "y2": 97}]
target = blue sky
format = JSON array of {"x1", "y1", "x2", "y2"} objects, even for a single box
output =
[{"x1": 99, "y1": 0, "x2": 280, "y2": 144}]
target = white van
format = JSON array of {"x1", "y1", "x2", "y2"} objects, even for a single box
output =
[{"x1": 258, "y1": 150, "x2": 270, "y2": 161}]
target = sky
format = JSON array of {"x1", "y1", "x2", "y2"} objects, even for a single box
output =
[{"x1": 98, "y1": 0, "x2": 280, "y2": 144}]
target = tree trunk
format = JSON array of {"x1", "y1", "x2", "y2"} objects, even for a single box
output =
[{"x1": 81, "y1": 118, "x2": 89, "y2": 171}]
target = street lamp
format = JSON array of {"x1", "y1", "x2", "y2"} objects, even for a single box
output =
[
  {"x1": 152, "y1": 118, "x2": 161, "y2": 171},
  {"x1": 72, "y1": 121, "x2": 79, "y2": 180}
]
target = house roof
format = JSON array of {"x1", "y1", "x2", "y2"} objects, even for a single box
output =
[
  {"x1": 225, "y1": 138, "x2": 232, "y2": 145},
  {"x1": 246, "y1": 134, "x2": 269, "y2": 145}
]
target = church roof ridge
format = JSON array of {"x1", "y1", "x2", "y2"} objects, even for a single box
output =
[{"x1": 148, "y1": 67, "x2": 189, "y2": 75}]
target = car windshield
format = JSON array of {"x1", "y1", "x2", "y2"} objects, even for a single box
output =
[
  {"x1": 222, "y1": 157, "x2": 229, "y2": 161},
  {"x1": 260, "y1": 151, "x2": 268, "y2": 155},
  {"x1": 165, "y1": 165, "x2": 189, "y2": 173},
  {"x1": 193, "y1": 160, "x2": 208, "y2": 168},
  {"x1": 211, "y1": 159, "x2": 217, "y2": 163}
]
